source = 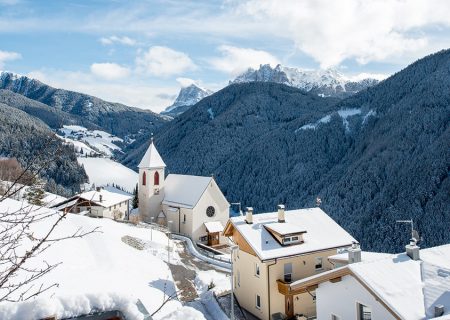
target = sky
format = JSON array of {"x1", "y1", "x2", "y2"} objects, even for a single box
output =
[{"x1": 1, "y1": 0, "x2": 450, "y2": 113}]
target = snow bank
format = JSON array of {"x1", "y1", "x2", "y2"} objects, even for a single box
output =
[
  {"x1": 78, "y1": 157, "x2": 138, "y2": 193},
  {"x1": 0, "y1": 199, "x2": 186, "y2": 319},
  {"x1": 161, "y1": 306, "x2": 206, "y2": 320},
  {"x1": 195, "y1": 270, "x2": 230, "y2": 296},
  {"x1": 0, "y1": 292, "x2": 144, "y2": 320}
]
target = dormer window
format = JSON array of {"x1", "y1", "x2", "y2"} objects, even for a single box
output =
[{"x1": 264, "y1": 223, "x2": 307, "y2": 246}]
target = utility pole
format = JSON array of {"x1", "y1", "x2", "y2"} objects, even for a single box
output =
[
  {"x1": 150, "y1": 217, "x2": 155, "y2": 241},
  {"x1": 230, "y1": 245, "x2": 239, "y2": 320}
]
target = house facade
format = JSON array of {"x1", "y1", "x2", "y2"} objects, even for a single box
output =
[
  {"x1": 223, "y1": 205, "x2": 356, "y2": 319},
  {"x1": 138, "y1": 139, "x2": 230, "y2": 245}
]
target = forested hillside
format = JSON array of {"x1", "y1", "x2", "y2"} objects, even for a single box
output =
[
  {"x1": 123, "y1": 50, "x2": 450, "y2": 253},
  {"x1": 0, "y1": 73, "x2": 168, "y2": 138},
  {"x1": 0, "y1": 102, "x2": 88, "y2": 196}
]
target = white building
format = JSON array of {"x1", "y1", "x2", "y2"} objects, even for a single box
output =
[
  {"x1": 138, "y1": 139, "x2": 229, "y2": 245},
  {"x1": 287, "y1": 242, "x2": 450, "y2": 320},
  {"x1": 52, "y1": 188, "x2": 131, "y2": 220}
]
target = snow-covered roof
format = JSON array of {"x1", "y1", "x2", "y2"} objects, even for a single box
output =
[
  {"x1": 265, "y1": 222, "x2": 307, "y2": 236},
  {"x1": 77, "y1": 189, "x2": 132, "y2": 208},
  {"x1": 138, "y1": 140, "x2": 166, "y2": 169},
  {"x1": 162, "y1": 174, "x2": 212, "y2": 209},
  {"x1": 204, "y1": 221, "x2": 224, "y2": 233},
  {"x1": 292, "y1": 244, "x2": 450, "y2": 319},
  {"x1": 328, "y1": 251, "x2": 392, "y2": 263},
  {"x1": 229, "y1": 208, "x2": 356, "y2": 261},
  {"x1": 348, "y1": 245, "x2": 450, "y2": 319}
]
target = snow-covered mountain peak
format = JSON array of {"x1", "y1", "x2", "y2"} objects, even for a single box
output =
[
  {"x1": 231, "y1": 64, "x2": 378, "y2": 97},
  {"x1": 162, "y1": 83, "x2": 213, "y2": 116}
]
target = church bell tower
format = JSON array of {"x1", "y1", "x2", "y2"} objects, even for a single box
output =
[{"x1": 138, "y1": 137, "x2": 166, "y2": 222}]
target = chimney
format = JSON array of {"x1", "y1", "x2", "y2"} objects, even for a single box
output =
[
  {"x1": 245, "y1": 207, "x2": 253, "y2": 224},
  {"x1": 348, "y1": 241, "x2": 362, "y2": 264},
  {"x1": 434, "y1": 305, "x2": 444, "y2": 318},
  {"x1": 278, "y1": 204, "x2": 285, "y2": 223},
  {"x1": 99, "y1": 195, "x2": 103, "y2": 203},
  {"x1": 406, "y1": 238, "x2": 420, "y2": 261},
  {"x1": 96, "y1": 186, "x2": 101, "y2": 192}
]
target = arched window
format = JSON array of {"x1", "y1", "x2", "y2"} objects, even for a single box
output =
[
  {"x1": 154, "y1": 171, "x2": 160, "y2": 186},
  {"x1": 142, "y1": 171, "x2": 146, "y2": 186}
]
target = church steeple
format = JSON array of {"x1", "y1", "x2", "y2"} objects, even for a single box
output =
[
  {"x1": 138, "y1": 135, "x2": 166, "y2": 169},
  {"x1": 138, "y1": 136, "x2": 166, "y2": 222}
]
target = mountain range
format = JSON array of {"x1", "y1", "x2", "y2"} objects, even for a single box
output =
[
  {"x1": 0, "y1": 72, "x2": 168, "y2": 139},
  {"x1": 123, "y1": 50, "x2": 450, "y2": 253},
  {"x1": 161, "y1": 65, "x2": 379, "y2": 118}
]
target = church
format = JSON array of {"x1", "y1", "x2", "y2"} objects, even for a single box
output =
[{"x1": 138, "y1": 139, "x2": 230, "y2": 246}]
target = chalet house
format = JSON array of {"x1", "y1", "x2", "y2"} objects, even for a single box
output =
[
  {"x1": 223, "y1": 205, "x2": 356, "y2": 319},
  {"x1": 138, "y1": 139, "x2": 230, "y2": 246},
  {"x1": 52, "y1": 188, "x2": 131, "y2": 220},
  {"x1": 288, "y1": 241, "x2": 450, "y2": 320}
]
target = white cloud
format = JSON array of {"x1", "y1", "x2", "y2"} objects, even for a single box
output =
[
  {"x1": 27, "y1": 69, "x2": 177, "y2": 113},
  {"x1": 136, "y1": 46, "x2": 197, "y2": 77},
  {"x1": 236, "y1": 0, "x2": 450, "y2": 68},
  {"x1": 90, "y1": 62, "x2": 131, "y2": 80},
  {"x1": 208, "y1": 45, "x2": 280, "y2": 76},
  {"x1": 99, "y1": 35, "x2": 137, "y2": 46},
  {"x1": 0, "y1": 50, "x2": 21, "y2": 69},
  {"x1": 176, "y1": 77, "x2": 197, "y2": 87}
]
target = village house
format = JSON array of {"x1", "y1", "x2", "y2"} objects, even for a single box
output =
[
  {"x1": 223, "y1": 205, "x2": 356, "y2": 320},
  {"x1": 138, "y1": 139, "x2": 230, "y2": 246},
  {"x1": 288, "y1": 241, "x2": 450, "y2": 320},
  {"x1": 52, "y1": 187, "x2": 131, "y2": 220}
]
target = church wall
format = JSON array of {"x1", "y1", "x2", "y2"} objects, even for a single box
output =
[
  {"x1": 192, "y1": 180, "x2": 230, "y2": 244},
  {"x1": 162, "y1": 205, "x2": 194, "y2": 236}
]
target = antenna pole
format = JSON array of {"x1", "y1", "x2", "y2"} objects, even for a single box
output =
[{"x1": 396, "y1": 219, "x2": 414, "y2": 240}]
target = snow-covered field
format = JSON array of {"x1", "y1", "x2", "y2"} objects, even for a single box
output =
[
  {"x1": 0, "y1": 198, "x2": 210, "y2": 320},
  {"x1": 58, "y1": 125, "x2": 123, "y2": 157},
  {"x1": 78, "y1": 157, "x2": 138, "y2": 193}
]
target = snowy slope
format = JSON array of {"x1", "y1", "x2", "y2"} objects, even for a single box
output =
[
  {"x1": 0, "y1": 198, "x2": 202, "y2": 320},
  {"x1": 232, "y1": 64, "x2": 379, "y2": 97},
  {"x1": 58, "y1": 125, "x2": 123, "y2": 157},
  {"x1": 78, "y1": 157, "x2": 138, "y2": 193}
]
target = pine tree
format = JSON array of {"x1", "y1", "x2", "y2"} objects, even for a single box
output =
[
  {"x1": 26, "y1": 178, "x2": 46, "y2": 206},
  {"x1": 132, "y1": 183, "x2": 139, "y2": 209}
]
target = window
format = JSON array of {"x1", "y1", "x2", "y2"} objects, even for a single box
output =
[
  {"x1": 142, "y1": 172, "x2": 146, "y2": 186},
  {"x1": 255, "y1": 263, "x2": 260, "y2": 277},
  {"x1": 183, "y1": 214, "x2": 186, "y2": 224},
  {"x1": 284, "y1": 263, "x2": 293, "y2": 282},
  {"x1": 292, "y1": 236, "x2": 299, "y2": 241},
  {"x1": 331, "y1": 315, "x2": 340, "y2": 320},
  {"x1": 256, "y1": 295, "x2": 261, "y2": 309},
  {"x1": 357, "y1": 303, "x2": 372, "y2": 320},
  {"x1": 206, "y1": 206, "x2": 215, "y2": 217},
  {"x1": 315, "y1": 257, "x2": 323, "y2": 270},
  {"x1": 154, "y1": 171, "x2": 159, "y2": 185},
  {"x1": 114, "y1": 205, "x2": 116, "y2": 209}
]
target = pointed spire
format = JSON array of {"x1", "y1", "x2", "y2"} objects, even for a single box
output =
[{"x1": 138, "y1": 135, "x2": 166, "y2": 169}]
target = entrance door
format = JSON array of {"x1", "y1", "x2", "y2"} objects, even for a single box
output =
[{"x1": 208, "y1": 232, "x2": 219, "y2": 246}]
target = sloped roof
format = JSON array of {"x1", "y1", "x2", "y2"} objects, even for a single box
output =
[
  {"x1": 228, "y1": 208, "x2": 356, "y2": 261},
  {"x1": 290, "y1": 244, "x2": 450, "y2": 319},
  {"x1": 204, "y1": 221, "x2": 224, "y2": 233},
  {"x1": 162, "y1": 174, "x2": 212, "y2": 209},
  {"x1": 138, "y1": 140, "x2": 166, "y2": 169},
  {"x1": 78, "y1": 189, "x2": 132, "y2": 208}
]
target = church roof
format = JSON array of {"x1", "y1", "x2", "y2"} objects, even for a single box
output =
[
  {"x1": 138, "y1": 140, "x2": 166, "y2": 169},
  {"x1": 162, "y1": 174, "x2": 213, "y2": 209}
]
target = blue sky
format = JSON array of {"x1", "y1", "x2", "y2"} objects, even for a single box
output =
[{"x1": 1, "y1": 0, "x2": 450, "y2": 112}]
